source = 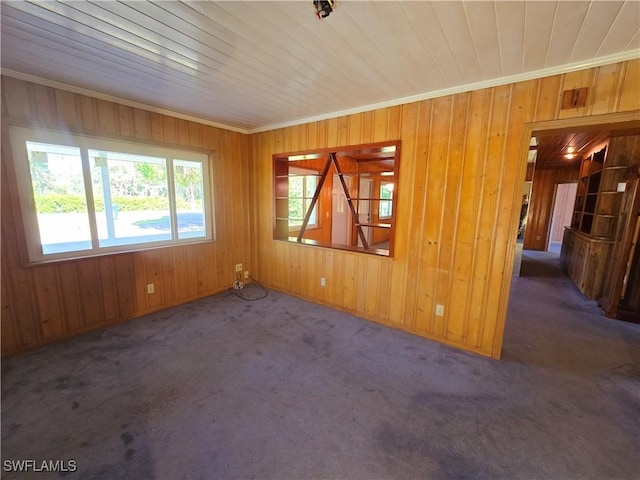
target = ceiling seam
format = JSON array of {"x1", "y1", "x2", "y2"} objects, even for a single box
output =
[
  {"x1": 594, "y1": 1, "x2": 626, "y2": 58},
  {"x1": 543, "y1": 1, "x2": 561, "y2": 70},
  {"x1": 569, "y1": 1, "x2": 592, "y2": 63}
]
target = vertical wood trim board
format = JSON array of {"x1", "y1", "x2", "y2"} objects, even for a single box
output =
[{"x1": 250, "y1": 59, "x2": 640, "y2": 359}]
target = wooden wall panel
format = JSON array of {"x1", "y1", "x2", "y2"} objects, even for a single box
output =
[
  {"x1": 3, "y1": 59, "x2": 638, "y2": 359},
  {"x1": 250, "y1": 60, "x2": 640, "y2": 358},
  {"x1": 619, "y1": 60, "x2": 640, "y2": 112},
  {"x1": 1, "y1": 76, "x2": 251, "y2": 356},
  {"x1": 524, "y1": 166, "x2": 580, "y2": 251}
]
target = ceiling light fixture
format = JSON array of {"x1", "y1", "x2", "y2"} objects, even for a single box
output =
[
  {"x1": 564, "y1": 145, "x2": 577, "y2": 159},
  {"x1": 314, "y1": 0, "x2": 335, "y2": 19}
]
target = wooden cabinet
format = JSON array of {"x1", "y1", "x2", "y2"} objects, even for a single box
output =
[
  {"x1": 562, "y1": 138, "x2": 640, "y2": 302},
  {"x1": 564, "y1": 144, "x2": 617, "y2": 298},
  {"x1": 561, "y1": 228, "x2": 613, "y2": 299}
]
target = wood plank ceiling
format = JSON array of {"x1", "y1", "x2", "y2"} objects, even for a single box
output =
[
  {"x1": 1, "y1": 1, "x2": 639, "y2": 133},
  {"x1": 533, "y1": 131, "x2": 612, "y2": 169},
  {"x1": 532, "y1": 127, "x2": 640, "y2": 169}
]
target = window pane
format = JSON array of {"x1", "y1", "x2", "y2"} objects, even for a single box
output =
[
  {"x1": 289, "y1": 176, "x2": 304, "y2": 227},
  {"x1": 174, "y1": 159, "x2": 206, "y2": 239},
  {"x1": 305, "y1": 175, "x2": 317, "y2": 197},
  {"x1": 89, "y1": 150, "x2": 171, "y2": 247},
  {"x1": 26, "y1": 142, "x2": 92, "y2": 255},
  {"x1": 379, "y1": 183, "x2": 394, "y2": 218},
  {"x1": 305, "y1": 176, "x2": 318, "y2": 225},
  {"x1": 289, "y1": 175, "x2": 318, "y2": 228},
  {"x1": 306, "y1": 198, "x2": 317, "y2": 224}
]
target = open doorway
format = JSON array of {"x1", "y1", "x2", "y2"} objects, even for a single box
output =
[
  {"x1": 548, "y1": 182, "x2": 577, "y2": 253},
  {"x1": 513, "y1": 181, "x2": 532, "y2": 277},
  {"x1": 511, "y1": 113, "x2": 640, "y2": 321}
]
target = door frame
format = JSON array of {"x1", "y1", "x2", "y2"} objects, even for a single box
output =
[{"x1": 493, "y1": 111, "x2": 640, "y2": 358}]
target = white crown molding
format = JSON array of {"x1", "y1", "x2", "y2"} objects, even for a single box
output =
[
  {"x1": 0, "y1": 69, "x2": 250, "y2": 135},
  {"x1": 249, "y1": 49, "x2": 640, "y2": 134},
  {"x1": 4, "y1": 48, "x2": 639, "y2": 136}
]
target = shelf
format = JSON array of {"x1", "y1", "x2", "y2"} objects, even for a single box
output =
[
  {"x1": 357, "y1": 223, "x2": 391, "y2": 229},
  {"x1": 275, "y1": 174, "x2": 322, "y2": 178},
  {"x1": 572, "y1": 145, "x2": 615, "y2": 237},
  {"x1": 596, "y1": 192, "x2": 623, "y2": 215}
]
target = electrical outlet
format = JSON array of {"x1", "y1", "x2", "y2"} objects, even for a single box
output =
[
  {"x1": 244, "y1": 270, "x2": 249, "y2": 279},
  {"x1": 147, "y1": 283, "x2": 155, "y2": 294},
  {"x1": 320, "y1": 277, "x2": 326, "y2": 287},
  {"x1": 235, "y1": 263, "x2": 243, "y2": 272},
  {"x1": 435, "y1": 304, "x2": 444, "y2": 316}
]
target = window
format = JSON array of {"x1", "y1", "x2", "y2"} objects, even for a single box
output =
[
  {"x1": 11, "y1": 127, "x2": 212, "y2": 262},
  {"x1": 274, "y1": 141, "x2": 400, "y2": 257},
  {"x1": 288, "y1": 168, "x2": 319, "y2": 230},
  {"x1": 379, "y1": 179, "x2": 394, "y2": 219}
]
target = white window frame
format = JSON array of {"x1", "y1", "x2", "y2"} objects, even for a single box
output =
[
  {"x1": 379, "y1": 180, "x2": 394, "y2": 220},
  {"x1": 288, "y1": 166, "x2": 319, "y2": 231},
  {"x1": 10, "y1": 126, "x2": 214, "y2": 263}
]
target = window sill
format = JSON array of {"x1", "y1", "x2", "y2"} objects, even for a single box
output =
[
  {"x1": 275, "y1": 237, "x2": 392, "y2": 258},
  {"x1": 21, "y1": 237, "x2": 215, "y2": 267}
]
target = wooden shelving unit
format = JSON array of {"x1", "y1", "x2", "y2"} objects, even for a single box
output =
[
  {"x1": 562, "y1": 143, "x2": 631, "y2": 299},
  {"x1": 594, "y1": 153, "x2": 628, "y2": 239},
  {"x1": 572, "y1": 147, "x2": 603, "y2": 235}
]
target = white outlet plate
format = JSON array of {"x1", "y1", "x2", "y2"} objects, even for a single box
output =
[
  {"x1": 244, "y1": 271, "x2": 249, "y2": 279},
  {"x1": 320, "y1": 277, "x2": 326, "y2": 287},
  {"x1": 235, "y1": 263, "x2": 243, "y2": 272},
  {"x1": 147, "y1": 283, "x2": 155, "y2": 294},
  {"x1": 435, "y1": 304, "x2": 444, "y2": 316}
]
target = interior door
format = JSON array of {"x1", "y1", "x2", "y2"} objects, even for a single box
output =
[{"x1": 549, "y1": 182, "x2": 578, "y2": 247}]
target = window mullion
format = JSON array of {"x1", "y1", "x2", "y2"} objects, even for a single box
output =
[
  {"x1": 99, "y1": 162, "x2": 116, "y2": 243},
  {"x1": 166, "y1": 158, "x2": 179, "y2": 241},
  {"x1": 80, "y1": 147, "x2": 100, "y2": 250}
]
